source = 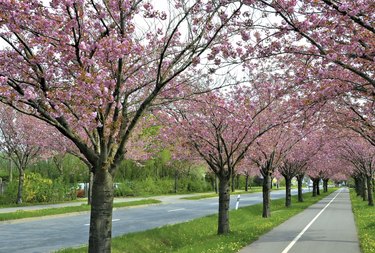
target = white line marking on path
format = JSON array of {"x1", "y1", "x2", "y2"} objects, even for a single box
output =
[
  {"x1": 281, "y1": 189, "x2": 342, "y2": 253},
  {"x1": 167, "y1": 208, "x2": 185, "y2": 212},
  {"x1": 84, "y1": 219, "x2": 120, "y2": 226}
]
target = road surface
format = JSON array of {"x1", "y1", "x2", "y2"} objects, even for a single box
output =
[
  {"x1": 0, "y1": 189, "x2": 304, "y2": 253},
  {"x1": 238, "y1": 188, "x2": 360, "y2": 253}
]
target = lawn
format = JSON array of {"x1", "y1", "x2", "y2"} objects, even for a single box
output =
[
  {"x1": 58, "y1": 189, "x2": 336, "y2": 253},
  {"x1": 0, "y1": 199, "x2": 160, "y2": 221},
  {"x1": 350, "y1": 189, "x2": 375, "y2": 253},
  {"x1": 180, "y1": 187, "x2": 280, "y2": 200}
]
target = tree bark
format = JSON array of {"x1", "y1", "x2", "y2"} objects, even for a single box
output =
[
  {"x1": 16, "y1": 168, "x2": 24, "y2": 204},
  {"x1": 316, "y1": 179, "x2": 320, "y2": 195},
  {"x1": 88, "y1": 169, "x2": 114, "y2": 253},
  {"x1": 362, "y1": 176, "x2": 368, "y2": 201},
  {"x1": 355, "y1": 177, "x2": 361, "y2": 196},
  {"x1": 296, "y1": 174, "x2": 304, "y2": 202},
  {"x1": 323, "y1": 179, "x2": 329, "y2": 192},
  {"x1": 285, "y1": 176, "x2": 292, "y2": 207},
  {"x1": 217, "y1": 176, "x2": 230, "y2": 234},
  {"x1": 215, "y1": 175, "x2": 218, "y2": 194},
  {"x1": 312, "y1": 179, "x2": 317, "y2": 197},
  {"x1": 262, "y1": 171, "x2": 272, "y2": 218},
  {"x1": 366, "y1": 176, "x2": 373, "y2": 206},
  {"x1": 88, "y1": 171, "x2": 94, "y2": 205}
]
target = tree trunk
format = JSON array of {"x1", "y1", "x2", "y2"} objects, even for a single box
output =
[
  {"x1": 323, "y1": 179, "x2": 329, "y2": 192},
  {"x1": 285, "y1": 176, "x2": 292, "y2": 207},
  {"x1": 16, "y1": 168, "x2": 24, "y2": 204},
  {"x1": 245, "y1": 174, "x2": 249, "y2": 192},
  {"x1": 215, "y1": 175, "x2": 218, "y2": 194},
  {"x1": 217, "y1": 176, "x2": 230, "y2": 234},
  {"x1": 312, "y1": 179, "x2": 317, "y2": 197},
  {"x1": 88, "y1": 171, "x2": 94, "y2": 205},
  {"x1": 297, "y1": 174, "x2": 304, "y2": 202},
  {"x1": 236, "y1": 174, "x2": 240, "y2": 190},
  {"x1": 366, "y1": 176, "x2": 373, "y2": 206},
  {"x1": 88, "y1": 169, "x2": 114, "y2": 253},
  {"x1": 316, "y1": 179, "x2": 320, "y2": 195},
  {"x1": 355, "y1": 177, "x2": 361, "y2": 196},
  {"x1": 262, "y1": 172, "x2": 272, "y2": 218},
  {"x1": 362, "y1": 176, "x2": 368, "y2": 201}
]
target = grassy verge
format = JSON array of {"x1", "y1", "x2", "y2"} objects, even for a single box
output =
[
  {"x1": 350, "y1": 189, "x2": 375, "y2": 253},
  {"x1": 181, "y1": 188, "x2": 264, "y2": 200},
  {"x1": 0, "y1": 199, "x2": 160, "y2": 222},
  {"x1": 0, "y1": 198, "x2": 86, "y2": 208},
  {"x1": 58, "y1": 189, "x2": 336, "y2": 253}
]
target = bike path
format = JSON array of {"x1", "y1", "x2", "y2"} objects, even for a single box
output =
[{"x1": 238, "y1": 188, "x2": 360, "y2": 253}]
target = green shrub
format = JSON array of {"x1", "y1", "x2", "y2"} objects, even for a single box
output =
[
  {"x1": 0, "y1": 173, "x2": 76, "y2": 205},
  {"x1": 23, "y1": 172, "x2": 53, "y2": 202},
  {"x1": 114, "y1": 181, "x2": 135, "y2": 197},
  {"x1": 0, "y1": 180, "x2": 18, "y2": 204}
]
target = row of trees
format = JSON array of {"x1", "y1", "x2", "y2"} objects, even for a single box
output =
[{"x1": 0, "y1": 0, "x2": 373, "y2": 252}]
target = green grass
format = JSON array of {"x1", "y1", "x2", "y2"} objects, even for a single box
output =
[
  {"x1": 0, "y1": 199, "x2": 161, "y2": 221},
  {"x1": 58, "y1": 189, "x2": 336, "y2": 253},
  {"x1": 181, "y1": 188, "x2": 264, "y2": 200},
  {"x1": 350, "y1": 189, "x2": 375, "y2": 253},
  {"x1": 0, "y1": 198, "x2": 86, "y2": 208}
]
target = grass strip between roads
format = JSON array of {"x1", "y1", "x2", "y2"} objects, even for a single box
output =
[
  {"x1": 59, "y1": 188, "x2": 337, "y2": 253},
  {"x1": 181, "y1": 188, "x2": 263, "y2": 200},
  {"x1": 0, "y1": 198, "x2": 86, "y2": 208},
  {"x1": 0, "y1": 199, "x2": 161, "y2": 222},
  {"x1": 350, "y1": 189, "x2": 375, "y2": 253}
]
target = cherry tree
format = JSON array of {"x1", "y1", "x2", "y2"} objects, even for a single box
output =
[
  {"x1": 277, "y1": 124, "x2": 317, "y2": 207},
  {"x1": 0, "y1": 1, "x2": 251, "y2": 251},
  {"x1": 159, "y1": 85, "x2": 283, "y2": 234},
  {"x1": 305, "y1": 127, "x2": 344, "y2": 196},
  {"x1": 333, "y1": 97, "x2": 375, "y2": 147},
  {"x1": 339, "y1": 137, "x2": 375, "y2": 206},
  {"x1": 237, "y1": 156, "x2": 259, "y2": 192},
  {"x1": 241, "y1": 1, "x2": 374, "y2": 150},
  {"x1": 251, "y1": 0, "x2": 374, "y2": 97},
  {"x1": 249, "y1": 122, "x2": 304, "y2": 215},
  {"x1": 0, "y1": 106, "x2": 64, "y2": 203},
  {"x1": 284, "y1": 125, "x2": 328, "y2": 203}
]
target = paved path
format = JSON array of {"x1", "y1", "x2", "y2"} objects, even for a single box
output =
[{"x1": 238, "y1": 188, "x2": 360, "y2": 253}]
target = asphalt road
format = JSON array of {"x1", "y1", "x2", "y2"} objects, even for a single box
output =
[
  {"x1": 0, "y1": 189, "x2": 304, "y2": 253},
  {"x1": 238, "y1": 188, "x2": 360, "y2": 253}
]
